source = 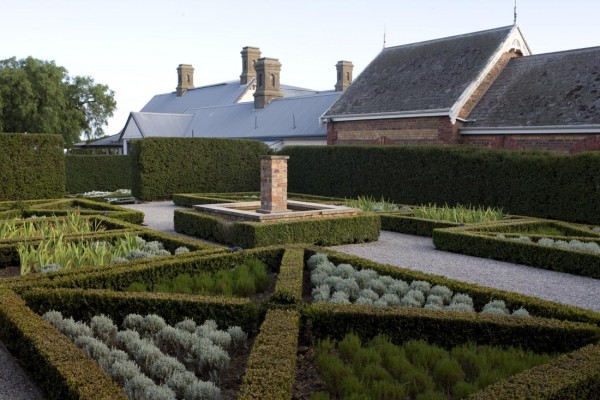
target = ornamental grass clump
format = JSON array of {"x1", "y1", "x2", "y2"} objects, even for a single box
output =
[
  {"x1": 344, "y1": 195, "x2": 400, "y2": 212},
  {"x1": 43, "y1": 311, "x2": 244, "y2": 400},
  {"x1": 410, "y1": 204, "x2": 507, "y2": 223},
  {"x1": 307, "y1": 253, "x2": 530, "y2": 317},
  {"x1": 0, "y1": 211, "x2": 104, "y2": 240}
]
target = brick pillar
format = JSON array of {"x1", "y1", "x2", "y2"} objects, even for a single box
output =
[{"x1": 257, "y1": 155, "x2": 289, "y2": 213}]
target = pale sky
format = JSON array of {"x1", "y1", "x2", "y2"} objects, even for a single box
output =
[{"x1": 1, "y1": 0, "x2": 599, "y2": 138}]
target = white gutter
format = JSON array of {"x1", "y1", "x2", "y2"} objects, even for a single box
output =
[
  {"x1": 460, "y1": 125, "x2": 600, "y2": 135},
  {"x1": 321, "y1": 108, "x2": 451, "y2": 123}
]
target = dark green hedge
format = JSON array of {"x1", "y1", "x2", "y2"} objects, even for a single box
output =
[
  {"x1": 0, "y1": 288, "x2": 126, "y2": 400},
  {"x1": 301, "y1": 304, "x2": 600, "y2": 354},
  {"x1": 269, "y1": 247, "x2": 305, "y2": 306},
  {"x1": 470, "y1": 344, "x2": 600, "y2": 400},
  {"x1": 65, "y1": 155, "x2": 132, "y2": 193},
  {"x1": 23, "y1": 288, "x2": 259, "y2": 334},
  {"x1": 26, "y1": 198, "x2": 144, "y2": 224},
  {"x1": 130, "y1": 138, "x2": 271, "y2": 201},
  {"x1": 238, "y1": 309, "x2": 300, "y2": 400},
  {"x1": 280, "y1": 146, "x2": 600, "y2": 225},
  {"x1": 0, "y1": 133, "x2": 65, "y2": 201},
  {"x1": 380, "y1": 213, "x2": 461, "y2": 236},
  {"x1": 174, "y1": 209, "x2": 381, "y2": 248},
  {"x1": 433, "y1": 227, "x2": 600, "y2": 279}
]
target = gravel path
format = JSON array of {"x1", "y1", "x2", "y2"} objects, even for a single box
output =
[{"x1": 0, "y1": 342, "x2": 45, "y2": 400}]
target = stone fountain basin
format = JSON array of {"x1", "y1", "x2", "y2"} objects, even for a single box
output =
[{"x1": 193, "y1": 200, "x2": 359, "y2": 222}]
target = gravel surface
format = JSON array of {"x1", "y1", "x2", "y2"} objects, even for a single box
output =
[{"x1": 0, "y1": 342, "x2": 45, "y2": 400}]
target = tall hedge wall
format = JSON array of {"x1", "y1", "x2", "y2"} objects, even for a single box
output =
[
  {"x1": 280, "y1": 146, "x2": 600, "y2": 224},
  {"x1": 130, "y1": 138, "x2": 270, "y2": 201},
  {"x1": 65, "y1": 155, "x2": 132, "y2": 193},
  {"x1": 0, "y1": 133, "x2": 65, "y2": 201}
]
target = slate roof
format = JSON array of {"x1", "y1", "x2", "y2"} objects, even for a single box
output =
[
  {"x1": 141, "y1": 80, "x2": 318, "y2": 114},
  {"x1": 465, "y1": 46, "x2": 600, "y2": 127},
  {"x1": 323, "y1": 26, "x2": 514, "y2": 118}
]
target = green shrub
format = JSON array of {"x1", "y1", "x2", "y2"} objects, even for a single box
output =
[
  {"x1": 130, "y1": 138, "x2": 270, "y2": 201},
  {"x1": 380, "y1": 213, "x2": 461, "y2": 237},
  {"x1": 0, "y1": 133, "x2": 65, "y2": 201},
  {"x1": 313, "y1": 333, "x2": 554, "y2": 400},
  {"x1": 238, "y1": 309, "x2": 300, "y2": 400},
  {"x1": 65, "y1": 155, "x2": 132, "y2": 194},
  {"x1": 124, "y1": 258, "x2": 270, "y2": 297},
  {"x1": 280, "y1": 145, "x2": 600, "y2": 225},
  {"x1": 174, "y1": 209, "x2": 380, "y2": 248}
]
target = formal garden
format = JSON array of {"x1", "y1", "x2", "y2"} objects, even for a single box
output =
[{"x1": 0, "y1": 133, "x2": 599, "y2": 399}]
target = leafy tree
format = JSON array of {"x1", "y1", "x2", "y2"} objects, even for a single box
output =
[{"x1": 0, "y1": 56, "x2": 116, "y2": 147}]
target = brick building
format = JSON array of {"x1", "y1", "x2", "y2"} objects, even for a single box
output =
[{"x1": 322, "y1": 25, "x2": 600, "y2": 153}]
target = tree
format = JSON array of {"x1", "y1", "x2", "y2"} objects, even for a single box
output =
[{"x1": 0, "y1": 56, "x2": 116, "y2": 147}]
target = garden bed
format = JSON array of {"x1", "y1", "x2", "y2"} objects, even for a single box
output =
[{"x1": 432, "y1": 219, "x2": 600, "y2": 278}]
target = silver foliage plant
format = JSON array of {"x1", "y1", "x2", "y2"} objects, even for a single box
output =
[
  {"x1": 497, "y1": 234, "x2": 600, "y2": 254},
  {"x1": 307, "y1": 253, "x2": 530, "y2": 317},
  {"x1": 42, "y1": 311, "x2": 248, "y2": 400}
]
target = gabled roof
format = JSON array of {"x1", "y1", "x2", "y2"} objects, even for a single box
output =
[
  {"x1": 121, "y1": 112, "x2": 194, "y2": 139},
  {"x1": 464, "y1": 46, "x2": 600, "y2": 130},
  {"x1": 141, "y1": 81, "x2": 252, "y2": 114},
  {"x1": 141, "y1": 80, "x2": 319, "y2": 114},
  {"x1": 323, "y1": 26, "x2": 522, "y2": 121},
  {"x1": 73, "y1": 133, "x2": 122, "y2": 148},
  {"x1": 185, "y1": 91, "x2": 340, "y2": 140}
]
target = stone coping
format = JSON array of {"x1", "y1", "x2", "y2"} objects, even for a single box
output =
[{"x1": 193, "y1": 200, "x2": 359, "y2": 222}]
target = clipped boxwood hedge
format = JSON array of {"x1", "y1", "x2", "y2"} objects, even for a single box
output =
[
  {"x1": 380, "y1": 212, "x2": 462, "y2": 236},
  {"x1": 280, "y1": 145, "x2": 600, "y2": 225},
  {"x1": 174, "y1": 209, "x2": 380, "y2": 248},
  {"x1": 0, "y1": 287, "x2": 126, "y2": 400},
  {"x1": 470, "y1": 344, "x2": 600, "y2": 400},
  {"x1": 238, "y1": 309, "x2": 300, "y2": 400},
  {"x1": 23, "y1": 198, "x2": 144, "y2": 224},
  {"x1": 65, "y1": 155, "x2": 132, "y2": 194},
  {"x1": 432, "y1": 222, "x2": 600, "y2": 278},
  {"x1": 130, "y1": 138, "x2": 270, "y2": 201},
  {"x1": 0, "y1": 133, "x2": 65, "y2": 201}
]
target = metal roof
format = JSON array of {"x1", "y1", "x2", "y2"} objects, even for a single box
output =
[
  {"x1": 466, "y1": 46, "x2": 600, "y2": 127},
  {"x1": 184, "y1": 91, "x2": 340, "y2": 140},
  {"x1": 323, "y1": 26, "x2": 514, "y2": 118},
  {"x1": 121, "y1": 112, "x2": 194, "y2": 139},
  {"x1": 73, "y1": 133, "x2": 121, "y2": 148}
]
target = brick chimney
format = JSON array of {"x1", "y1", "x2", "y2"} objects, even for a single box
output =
[
  {"x1": 253, "y1": 57, "x2": 283, "y2": 109},
  {"x1": 335, "y1": 60, "x2": 353, "y2": 92},
  {"x1": 240, "y1": 46, "x2": 261, "y2": 85},
  {"x1": 176, "y1": 64, "x2": 194, "y2": 97}
]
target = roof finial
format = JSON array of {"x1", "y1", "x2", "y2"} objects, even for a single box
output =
[
  {"x1": 513, "y1": 0, "x2": 518, "y2": 25},
  {"x1": 383, "y1": 26, "x2": 386, "y2": 49}
]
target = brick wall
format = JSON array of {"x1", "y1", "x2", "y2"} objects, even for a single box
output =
[
  {"x1": 327, "y1": 117, "x2": 462, "y2": 145},
  {"x1": 462, "y1": 134, "x2": 600, "y2": 153}
]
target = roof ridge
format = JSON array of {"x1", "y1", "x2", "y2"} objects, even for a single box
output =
[
  {"x1": 384, "y1": 25, "x2": 513, "y2": 51},
  {"x1": 517, "y1": 45, "x2": 600, "y2": 59}
]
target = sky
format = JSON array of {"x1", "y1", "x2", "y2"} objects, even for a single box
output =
[{"x1": 1, "y1": 0, "x2": 599, "y2": 139}]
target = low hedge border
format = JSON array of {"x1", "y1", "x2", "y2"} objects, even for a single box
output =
[
  {"x1": 13, "y1": 247, "x2": 285, "y2": 293},
  {"x1": 238, "y1": 309, "x2": 300, "y2": 400},
  {"x1": 174, "y1": 209, "x2": 380, "y2": 248},
  {"x1": 470, "y1": 343, "x2": 600, "y2": 400},
  {"x1": 300, "y1": 303, "x2": 600, "y2": 354},
  {"x1": 457, "y1": 218, "x2": 600, "y2": 238},
  {"x1": 380, "y1": 212, "x2": 462, "y2": 236},
  {"x1": 22, "y1": 287, "x2": 259, "y2": 334},
  {"x1": 304, "y1": 247, "x2": 600, "y2": 327},
  {"x1": 432, "y1": 223, "x2": 600, "y2": 279},
  {"x1": 26, "y1": 198, "x2": 144, "y2": 224},
  {"x1": 269, "y1": 247, "x2": 305, "y2": 306},
  {"x1": 0, "y1": 287, "x2": 126, "y2": 400}
]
